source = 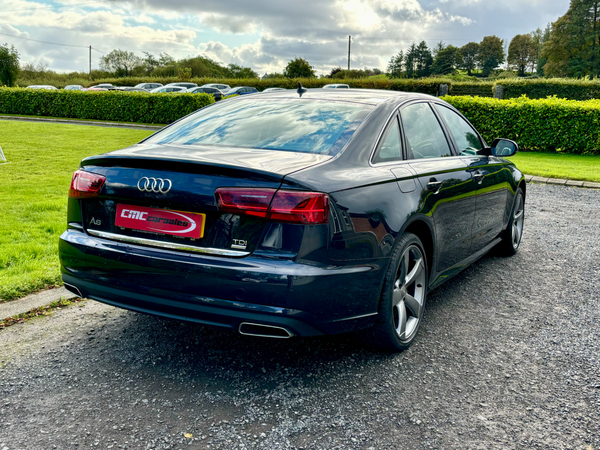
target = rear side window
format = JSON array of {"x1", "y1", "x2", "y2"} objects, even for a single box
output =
[
  {"x1": 145, "y1": 99, "x2": 373, "y2": 156},
  {"x1": 373, "y1": 117, "x2": 402, "y2": 163},
  {"x1": 400, "y1": 103, "x2": 452, "y2": 159},
  {"x1": 434, "y1": 104, "x2": 483, "y2": 155}
]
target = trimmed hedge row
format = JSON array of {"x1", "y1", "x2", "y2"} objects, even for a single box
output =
[
  {"x1": 0, "y1": 88, "x2": 214, "y2": 124},
  {"x1": 497, "y1": 78, "x2": 600, "y2": 100},
  {"x1": 444, "y1": 95, "x2": 600, "y2": 155}
]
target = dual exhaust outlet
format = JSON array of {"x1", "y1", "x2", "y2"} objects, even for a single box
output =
[{"x1": 238, "y1": 322, "x2": 294, "y2": 339}]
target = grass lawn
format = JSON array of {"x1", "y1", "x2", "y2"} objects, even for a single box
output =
[
  {"x1": 0, "y1": 121, "x2": 153, "y2": 302},
  {"x1": 512, "y1": 152, "x2": 600, "y2": 183}
]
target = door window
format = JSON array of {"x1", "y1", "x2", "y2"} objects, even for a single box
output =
[
  {"x1": 435, "y1": 104, "x2": 483, "y2": 155},
  {"x1": 373, "y1": 117, "x2": 402, "y2": 163},
  {"x1": 400, "y1": 103, "x2": 452, "y2": 159}
]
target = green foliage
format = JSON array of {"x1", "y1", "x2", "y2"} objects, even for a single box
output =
[
  {"x1": 0, "y1": 44, "x2": 20, "y2": 87},
  {"x1": 542, "y1": 2, "x2": 600, "y2": 78},
  {"x1": 478, "y1": 36, "x2": 505, "y2": 76},
  {"x1": 444, "y1": 95, "x2": 600, "y2": 155},
  {"x1": 508, "y1": 34, "x2": 535, "y2": 76},
  {"x1": 460, "y1": 42, "x2": 480, "y2": 76},
  {"x1": 388, "y1": 51, "x2": 404, "y2": 78},
  {"x1": 431, "y1": 45, "x2": 461, "y2": 75},
  {"x1": 100, "y1": 49, "x2": 142, "y2": 77},
  {"x1": 0, "y1": 88, "x2": 214, "y2": 124},
  {"x1": 497, "y1": 77, "x2": 600, "y2": 99},
  {"x1": 284, "y1": 57, "x2": 316, "y2": 78}
]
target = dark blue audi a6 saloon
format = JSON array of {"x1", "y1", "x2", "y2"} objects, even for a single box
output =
[{"x1": 59, "y1": 88, "x2": 525, "y2": 352}]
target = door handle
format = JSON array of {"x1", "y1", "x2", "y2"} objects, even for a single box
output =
[
  {"x1": 427, "y1": 178, "x2": 443, "y2": 192},
  {"x1": 473, "y1": 171, "x2": 484, "y2": 183}
]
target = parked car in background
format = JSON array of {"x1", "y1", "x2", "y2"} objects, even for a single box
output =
[
  {"x1": 92, "y1": 83, "x2": 114, "y2": 89},
  {"x1": 134, "y1": 83, "x2": 163, "y2": 90},
  {"x1": 200, "y1": 83, "x2": 231, "y2": 91},
  {"x1": 187, "y1": 86, "x2": 224, "y2": 101},
  {"x1": 223, "y1": 86, "x2": 258, "y2": 95},
  {"x1": 64, "y1": 85, "x2": 84, "y2": 91},
  {"x1": 262, "y1": 87, "x2": 286, "y2": 92},
  {"x1": 26, "y1": 85, "x2": 58, "y2": 90},
  {"x1": 164, "y1": 82, "x2": 198, "y2": 89},
  {"x1": 149, "y1": 86, "x2": 188, "y2": 94},
  {"x1": 122, "y1": 87, "x2": 150, "y2": 92},
  {"x1": 59, "y1": 88, "x2": 525, "y2": 353},
  {"x1": 83, "y1": 87, "x2": 108, "y2": 91},
  {"x1": 323, "y1": 84, "x2": 350, "y2": 89}
]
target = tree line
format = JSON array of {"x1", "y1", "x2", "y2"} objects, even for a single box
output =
[{"x1": 98, "y1": 50, "x2": 259, "y2": 79}]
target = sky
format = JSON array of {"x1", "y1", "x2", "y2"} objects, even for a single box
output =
[{"x1": 0, "y1": 0, "x2": 572, "y2": 75}]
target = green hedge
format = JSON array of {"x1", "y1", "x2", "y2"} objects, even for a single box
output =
[
  {"x1": 496, "y1": 78, "x2": 600, "y2": 100},
  {"x1": 0, "y1": 88, "x2": 214, "y2": 124},
  {"x1": 444, "y1": 95, "x2": 600, "y2": 155}
]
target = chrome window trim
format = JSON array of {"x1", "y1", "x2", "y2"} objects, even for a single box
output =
[{"x1": 87, "y1": 229, "x2": 251, "y2": 257}]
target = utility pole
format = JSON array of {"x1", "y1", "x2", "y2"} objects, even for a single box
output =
[
  {"x1": 89, "y1": 45, "x2": 92, "y2": 79},
  {"x1": 347, "y1": 35, "x2": 351, "y2": 71}
]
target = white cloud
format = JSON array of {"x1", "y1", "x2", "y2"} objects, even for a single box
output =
[{"x1": 0, "y1": 0, "x2": 571, "y2": 74}]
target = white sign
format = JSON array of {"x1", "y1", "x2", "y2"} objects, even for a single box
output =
[{"x1": 0, "y1": 145, "x2": 5, "y2": 162}]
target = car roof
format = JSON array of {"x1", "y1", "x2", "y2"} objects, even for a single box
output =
[{"x1": 238, "y1": 88, "x2": 433, "y2": 106}]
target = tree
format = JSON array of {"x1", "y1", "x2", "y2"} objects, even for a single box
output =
[
  {"x1": 542, "y1": 0, "x2": 600, "y2": 78},
  {"x1": 431, "y1": 45, "x2": 461, "y2": 75},
  {"x1": 404, "y1": 42, "x2": 418, "y2": 78},
  {"x1": 141, "y1": 52, "x2": 175, "y2": 75},
  {"x1": 99, "y1": 49, "x2": 142, "y2": 77},
  {"x1": 460, "y1": 42, "x2": 480, "y2": 76},
  {"x1": 508, "y1": 34, "x2": 535, "y2": 76},
  {"x1": 0, "y1": 44, "x2": 20, "y2": 87},
  {"x1": 283, "y1": 57, "x2": 315, "y2": 78},
  {"x1": 387, "y1": 51, "x2": 404, "y2": 78},
  {"x1": 478, "y1": 36, "x2": 505, "y2": 76},
  {"x1": 415, "y1": 41, "x2": 433, "y2": 77},
  {"x1": 226, "y1": 63, "x2": 258, "y2": 78},
  {"x1": 535, "y1": 24, "x2": 552, "y2": 76},
  {"x1": 432, "y1": 41, "x2": 446, "y2": 58}
]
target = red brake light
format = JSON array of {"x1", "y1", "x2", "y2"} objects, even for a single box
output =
[
  {"x1": 269, "y1": 191, "x2": 329, "y2": 224},
  {"x1": 215, "y1": 188, "x2": 329, "y2": 224},
  {"x1": 68, "y1": 170, "x2": 106, "y2": 198},
  {"x1": 215, "y1": 188, "x2": 276, "y2": 218}
]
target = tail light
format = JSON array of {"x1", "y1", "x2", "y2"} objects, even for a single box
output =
[
  {"x1": 68, "y1": 170, "x2": 106, "y2": 198},
  {"x1": 216, "y1": 188, "x2": 329, "y2": 224}
]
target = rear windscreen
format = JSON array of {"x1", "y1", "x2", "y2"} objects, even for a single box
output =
[{"x1": 144, "y1": 99, "x2": 373, "y2": 156}]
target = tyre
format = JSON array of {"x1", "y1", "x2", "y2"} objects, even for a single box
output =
[
  {"x1": 359, "y1": 232, "x2": 428, "y2": 352},
  {"x1": 497, "y1": 187, "x2": 525, "y2": 256}
]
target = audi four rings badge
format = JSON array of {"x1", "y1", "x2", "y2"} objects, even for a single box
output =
[{"x1": 137, "y1": 177, "x2": 172, "y2": 193}]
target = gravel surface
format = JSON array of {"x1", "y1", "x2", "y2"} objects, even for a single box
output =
[{"x1": 1, "y1": 183, "x2": 598, "y2": 450}]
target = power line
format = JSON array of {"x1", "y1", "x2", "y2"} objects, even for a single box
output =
[
  {"x1": 0, "y1": 0, "x2": 123, "y2": 13},
  {"x1": 0, "y1": 31, "x2": 89, "y2": 48}
]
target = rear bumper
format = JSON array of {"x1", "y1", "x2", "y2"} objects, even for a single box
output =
[{"x1": 59, "y1": 230, "x2": 384, "y2": 336}]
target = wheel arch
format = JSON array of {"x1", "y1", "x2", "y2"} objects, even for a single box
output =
[{"x1": 402, "y1": 217, "x2": 434, "y2": 278}]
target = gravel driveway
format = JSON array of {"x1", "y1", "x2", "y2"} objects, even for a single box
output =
[{"x1": 1, "y1": 183, "x2": 598, "y2": 450}]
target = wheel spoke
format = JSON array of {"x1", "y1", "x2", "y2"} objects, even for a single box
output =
[
  {"x1": 405, "y1": 257, "x2": 423, "y2": 286},
  {"x1": 512, "y1": 225, "x2": 519, "y2": 244},
  {"x1": 395, "y1": 300, "x2": 407, "y2": 338},
  {"x1": 514, "y1": 209, "x2": 523, "y2": 221},
  {"x1": 392, "y1": 284, "x2": 404, "y2": 307},
  {"x1": 404, "y1": 293, "x2": 422, "y2": 317}
]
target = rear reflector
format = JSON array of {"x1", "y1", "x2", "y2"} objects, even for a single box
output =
[
  {"x1": 215, "y1": 188, "x2": 329, "y2": 224},
  {"x1": 68, "y1": 170, "x2": 106, "y2": 198}
]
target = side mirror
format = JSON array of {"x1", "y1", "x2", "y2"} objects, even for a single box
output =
[{"x1": 490, "y1": 138, "x2": 518, "y2": 157}]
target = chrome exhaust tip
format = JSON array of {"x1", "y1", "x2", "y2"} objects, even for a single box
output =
[
  {"x1": 63, "y1": 282, "x2": 83, "y2": 298},
  {"x1": 238, "y1": 322, "x2": 294, "y2": 339}
]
